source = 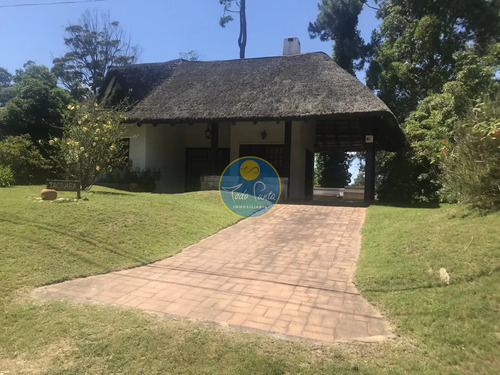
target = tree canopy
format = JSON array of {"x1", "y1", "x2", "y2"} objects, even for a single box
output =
[
  {"x1": 315, "y1": 152, "x2": 353, "y2": 188},
  {"x1": 52, "y1": 10, "x2": 140, "y2": 99},
  {"x1": 366, "y1": 0, "x2": 500, "y2": 121},
  {"x1": 309, "y1": 0, "x2": 367, "y2": 74},
  {"x1": 0, "y1": 67, "x2": 14, "y2": 107},
  {"x1": 0, "y1": 63, "x2": 72, "y2": 142}
]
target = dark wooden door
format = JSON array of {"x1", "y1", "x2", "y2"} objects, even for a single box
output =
[
  {"x1": 185, "y1": 148, "x2": 229, "y2": 191},
  {"x1": 239, "y1": 144, "x2": 285, "y2": 177}
]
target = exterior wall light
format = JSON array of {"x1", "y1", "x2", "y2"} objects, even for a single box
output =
[
  {"x1": 205, "y1": 126, "x2": 211, "y2": 140},
  {"x1": 261, "y1": 130, "x2": 267, "y2": 140}
]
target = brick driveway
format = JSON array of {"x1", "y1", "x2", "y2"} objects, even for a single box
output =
[{"x1": 34, "y1": 204, "x2": 392, "y2": 343}]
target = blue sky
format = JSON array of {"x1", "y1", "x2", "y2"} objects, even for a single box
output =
[
  {"x1": 0, "y1": 0, "x2": 379, "y2": 182},
  {"x1": 0, "y1": 0, "x2": 379, "y2": 78}
]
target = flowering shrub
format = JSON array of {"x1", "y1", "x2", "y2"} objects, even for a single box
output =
[{"x1": 51, "y1": 97, "x2": 128, "y2": 190}]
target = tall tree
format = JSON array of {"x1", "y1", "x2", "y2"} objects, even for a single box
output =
[
  {"x1": 309, "y1": 0, "x2": 367, "y2": 75},
  {"x1": 0, "y1": 63, "x2": 72, "y2": 142},
  {"x1": 315, "y1": 152, "x2": 353, "y2": 188},
  {"x1": 52, "y1": 10, "x2": 140, "y2": 99},
  {"x1": 366, "y1": 0, "x2": 500, "y2": 121},
  {"x1": 310, "y1": 1, "x2": 363, "y2": 187},
  {"x1": 0, "y1": 67, "x2": 13, "y2": 107},
  {"x1": 219, "y1": 0, "x2": 247, "y2": 59}
]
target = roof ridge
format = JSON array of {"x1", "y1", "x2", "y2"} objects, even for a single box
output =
[
  {"x1": 113, "y1": 52, "x2": 331, "y2": 70},
  {"x1": 180, "y1": 51, "x2": 330, "y2": 64}
]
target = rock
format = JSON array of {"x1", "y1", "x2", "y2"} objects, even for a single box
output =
[
  {"x1": 439, "y1": 268, "x2": 450, "y2": 285},
  {"x1": 41, "y1": 189, "x2": 57, "y2": 200},
  {"x1": 53, "y1": 198, "x2": 78, "y2": 203}
]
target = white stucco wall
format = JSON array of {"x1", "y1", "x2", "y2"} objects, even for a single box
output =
[
  {"x1": 124, "y1": 123, "x2": 186, "y2": 193},
  {"x1": 124, "y1": 124, "x2": 147, "y2": 169},
  {"x1": 124, "y1": 120, "x2": 316, "y2": 197},
  {"x1": 229, "y1": 121, "x2": 285, "y2": 162},
  {"x1": 145, "y1": 124, "x2": 186, "y2": 193},
  {"x1": 184, "y1": 123, "x2": 231, "y2": 148}
]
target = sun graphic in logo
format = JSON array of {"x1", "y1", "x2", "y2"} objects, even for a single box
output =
[{"x1": 239, "y1": 160, "x2": 260, "y2": 181}]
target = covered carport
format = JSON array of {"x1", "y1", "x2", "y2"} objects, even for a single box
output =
[{"x1": 314, "y1": 113, "x2": 405, "y2": 201}]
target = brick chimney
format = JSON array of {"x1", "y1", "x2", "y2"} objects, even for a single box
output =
[{"x1": 283, "y1": 37, "x2": 301, "y2": 55}]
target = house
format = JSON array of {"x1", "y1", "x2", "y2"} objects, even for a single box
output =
[{"x1": 101, "y1": 38, "x2": 405, "y2": 201}]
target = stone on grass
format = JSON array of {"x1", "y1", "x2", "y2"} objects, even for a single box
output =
[
  {"x1": 439, "y1": 268, "x2": 450, "y2": 285},
  {"x1": 53, "y1": 198, "x2": 78, "y2": 203},
  {"x1": 41, "y1": 189, "x2": 57, "y2": 200}
]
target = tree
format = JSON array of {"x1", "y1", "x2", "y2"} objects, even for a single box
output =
[
  {"x1": 52, "y1": 10, "x2": 140, "y2": 99},
  {"x1": 315, "y1": 152, "x2": 353, "y2": 187},
  {"x1": 366, "y1": 0, "x2": 500, "y2": 121},
  {"x1": 51, "y1": 97, "x2": 128, "y2": 190},
  {"x1": 0, "y1": 67, "x2": 14, "y2": 107},
  {"x1": 309, "y1": 0, "x2": 368, "y2": 75},
  {"x1": 0, "y1": 63, "x2": 72, "y2": 142},
  {"x1": 441, "y1": 94, "x2": 500, "y2": 211},
  {"x1": 377, "y1": 43, "x2": 499, "y2": 202},
  {"x1": 0, "y1": 135, "x2": 50, "y2": 184},
  {"x1": 0, "y1": 68, "x2": 11, "y2": 87},
  {"x1": 179, "y1": 50, "x2": 201, "y2": 61},
  {"x1": 352, "y1": 155, "x2": 365, "y2": 187},
  {"x1": 219, "y1": 0, "x2": 247, "y2": 59},
  {"x1": 309, "y1": 1, "x2": 367, "y2": 187}
]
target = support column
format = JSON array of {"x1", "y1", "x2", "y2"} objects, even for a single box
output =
[
  {"x1": 284, "y1": 120, "x2": 292, "y2": 199},
  {"x1": 210, "y1": 122, "x2": 219, "y2": 174},
  {"x1": 364, "y1": 136, "x2": 376, "y2": 201}
]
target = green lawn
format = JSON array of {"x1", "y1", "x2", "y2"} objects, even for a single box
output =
[
  {"x1": 0, "y1": 186, "x2": 498, "y2": 374},
  {"x1": 356, "y1": 204, "x2": 500, "y2": 374}
]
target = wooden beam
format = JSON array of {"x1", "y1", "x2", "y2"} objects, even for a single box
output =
[
  {"x1": 364, "y1": 136, "x2": 376, "y2": 201},
  {"x1": 284, "y1": 120, "x2": 292, "y2": 198},
  {"x1": 211, "y1": 122, "x2": 219, "y2": 174}
]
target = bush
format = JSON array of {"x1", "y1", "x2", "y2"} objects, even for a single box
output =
[
  {"x1": 0, "y1": 165, "x2": 14, "y2": 187},
  {"x1": 100, "y1": 166, "x2": 161, "y2": 192},
  {"x1": 52, "y1": 97, "x2": 128, "y2": 190},
  {"x1": 441, "y1": 96, "x2": 500, "y2": 211},
  {"x1": 0, "y1": 135, "x2": 50, "y2": 184},
  {"x1": 376, "y1": 150, "x2": 441, "y2": 203}
]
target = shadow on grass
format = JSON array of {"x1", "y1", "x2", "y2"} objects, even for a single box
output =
[
  {"x1": 0, "y1": 216, "x2": 150, "y2": 266},
  {"x1": 89, "y1": 190, "x2": 135, "y2": 196},
  {"x1": 362, "y1": 267, "x2": 498, "y2": 293},
  {"x1": 283, "y1": 199, "x2": 371, "y2": 208},
  {"x1": 281, "y1": 199, "x2": 441, "y2": 209},
  {"x1": 371, "y1": 201, "x2": 440, "y2": 209}
]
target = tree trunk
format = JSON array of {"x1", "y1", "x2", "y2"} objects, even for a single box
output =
[{"x1": 238, "y1": 0, "x2": 247, "y2": 58}]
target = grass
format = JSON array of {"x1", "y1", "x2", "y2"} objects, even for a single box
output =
[
  {"x1": 356, "y1": 204, "x2": 500, "y2": 374},
  {"x1": 0, "y1": 185, "x2": 498, "y2": 374}
]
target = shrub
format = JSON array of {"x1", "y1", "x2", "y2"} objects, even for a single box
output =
[
  {"x1": 376, "y1": 150, "x2": 441, "y2": 203},
  {"x1": 441, "y1": 96, "x2": 500, "y2": 211},
  {"x1": 0, "y1": 135, "x2": 50, "y2": 184},
  {"x1": 0, "y1": 165, "x2": 14, "y2": 187},
  {"x1": 51, "y1": 97, "x2": 128, "y2": 190},
  {"x1": 100, "y1": 166, "x2": 161, "y2": 192}
]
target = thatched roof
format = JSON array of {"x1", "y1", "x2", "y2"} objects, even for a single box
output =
[{"x1": 102, "y1": 52, "x2": 405, "y2": 150}]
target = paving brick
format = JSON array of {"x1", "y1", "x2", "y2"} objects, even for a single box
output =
[{"x1": 34, "y1": 204, "x2": 392, "y2": 344}]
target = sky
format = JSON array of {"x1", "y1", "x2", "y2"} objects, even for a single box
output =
[
  {"x1": 0, "y1": 0, "x2": 380, "y2": 181},
  {"x1": 0, "y1": 0, "x2": 379, "y2": 78}
]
